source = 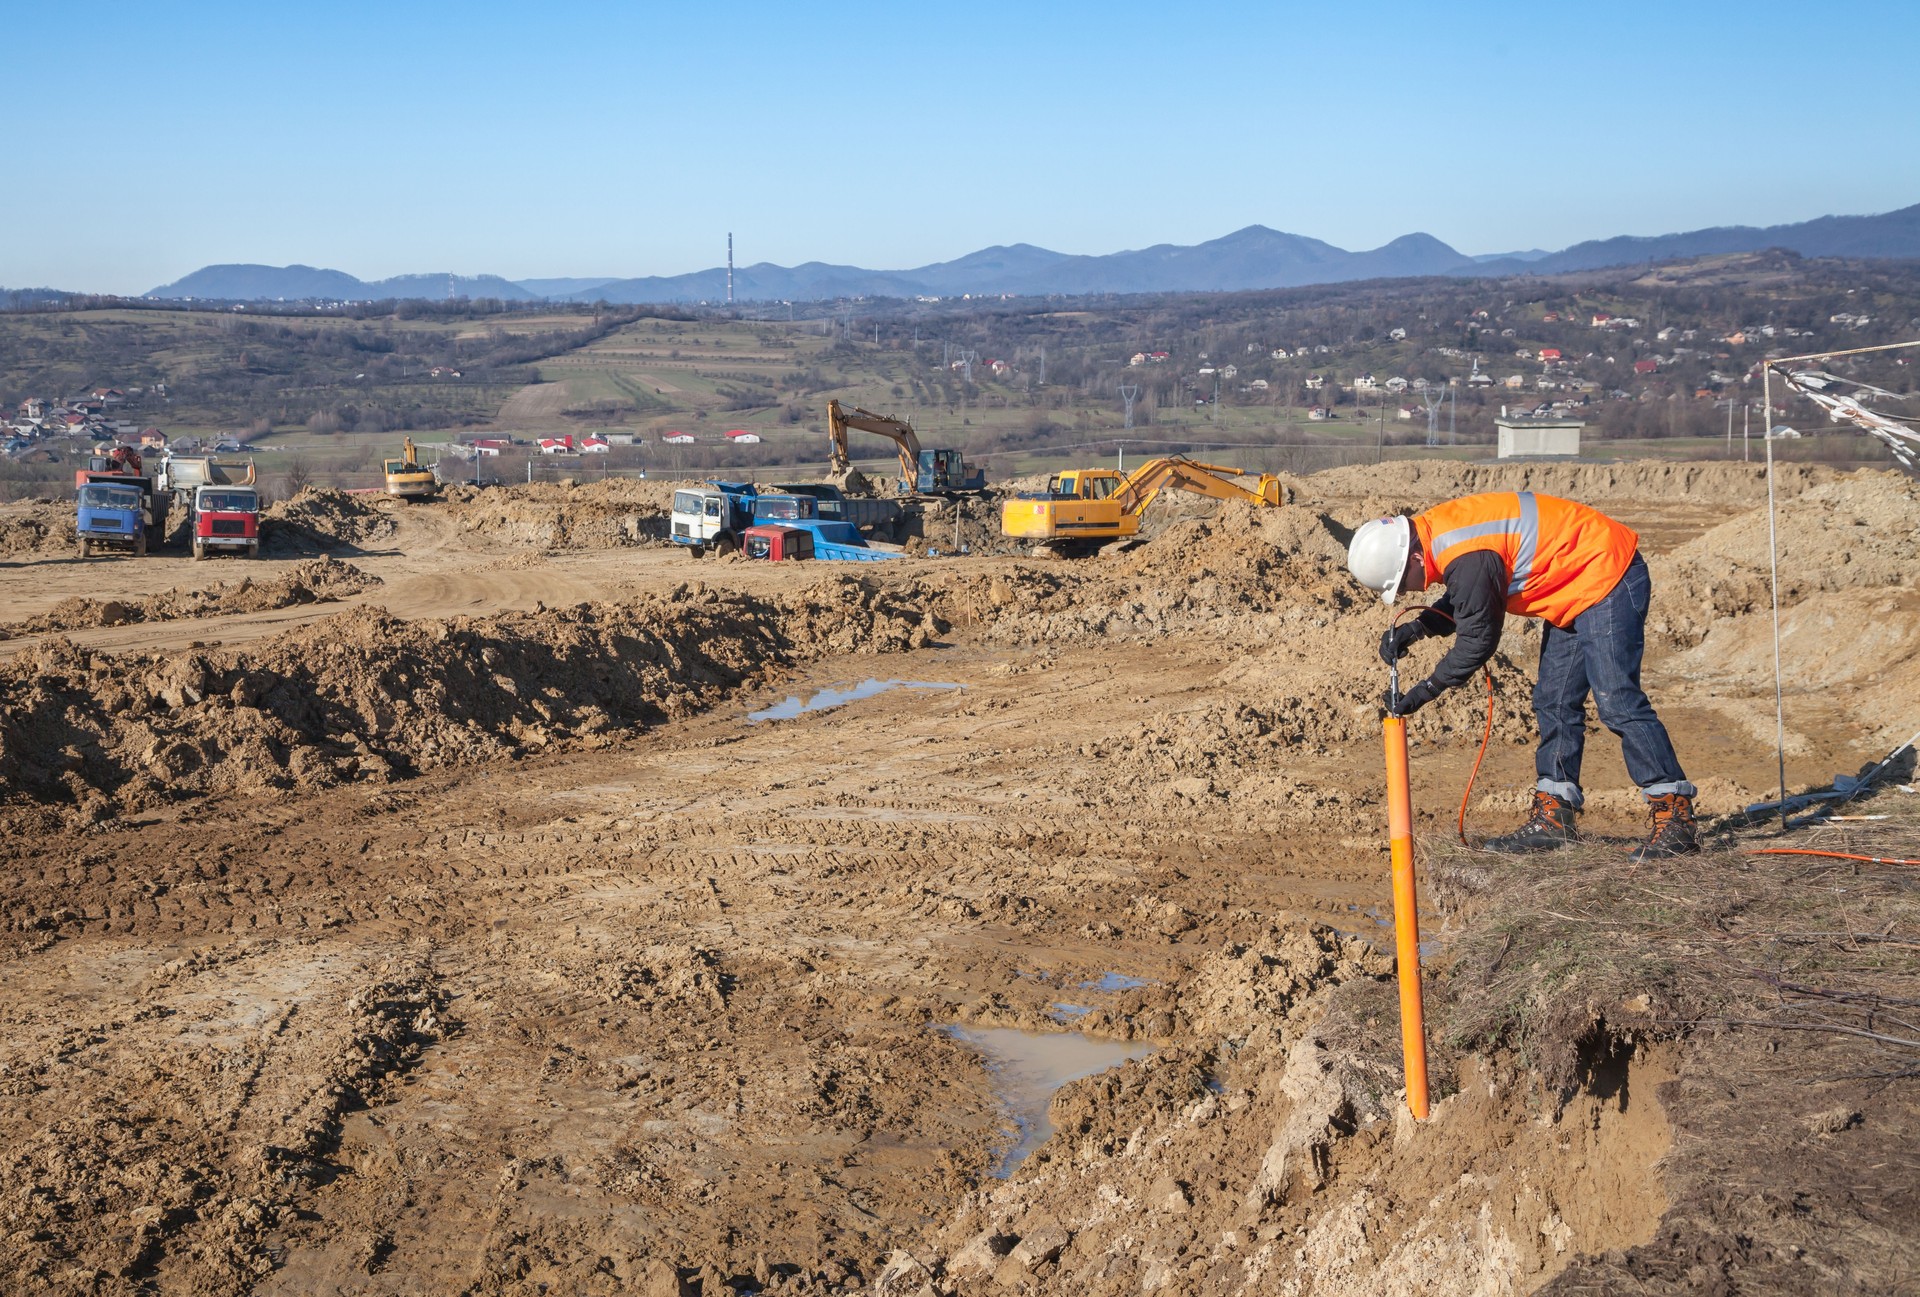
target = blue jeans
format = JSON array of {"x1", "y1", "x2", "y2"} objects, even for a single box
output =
[{"x1": 1534, "y1": 553, "x2": 1694, "y2": 808}]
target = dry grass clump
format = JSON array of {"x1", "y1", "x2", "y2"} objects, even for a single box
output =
[{"x1": 1424, "y1": 793, "x2": 1920, "y2": 1092}]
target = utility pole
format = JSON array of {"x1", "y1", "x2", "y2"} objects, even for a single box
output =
[{"x1": 1120, "y1": 384, "x2": 1139, "y2": 429}]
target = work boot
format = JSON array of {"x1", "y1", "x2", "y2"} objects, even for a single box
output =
[
  {"x1": 1628, "y1": 793, "x2": 1699, "y2": 863},
  {"x1": 1484, "y1": 791, "x2": 1579, "y2": 853}
]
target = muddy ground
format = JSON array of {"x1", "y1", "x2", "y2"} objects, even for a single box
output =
[{"x1": 0, "y1": 461, "x2": 1914, "y2": 1295}]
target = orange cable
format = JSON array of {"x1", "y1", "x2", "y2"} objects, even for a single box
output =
[
  {"x1": 1459, "y1": 668, "x2": 1495, "y2": 847},
  {"x1": 1390, "y1": 605, "x2": 1496, "y2": 847},
  {"x1": 1745, "y1": 848, "x2": 1920, "y2": 866}
]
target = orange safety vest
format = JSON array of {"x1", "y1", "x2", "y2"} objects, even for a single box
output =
[{"x1": 1412, "y1": 492, "x2": 1638, "y2": 629}]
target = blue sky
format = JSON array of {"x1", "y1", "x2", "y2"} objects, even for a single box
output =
[{"x1": 8, "y1": 0, "x2": 1917, "y2": 294}]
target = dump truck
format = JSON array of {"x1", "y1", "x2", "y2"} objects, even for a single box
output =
[
  {"x1": 76, "y1": 476, "x2": 152, "y2": 557},
  {"x1": 670, "y1": 481, "x2": 759, "y2": 557},
  {"x1": 826, "y1": 399, "x2": 985, "y2": 495},
  {"x1": 746, "y1": 495, "x2": 899, "y2": 561},
  {"x1": 159, "y1": 453, "x2": 256, "y2": 498},
  {"x1": 383, "y1": 437, "x2": 437, "y2": 500},
  {"x1": 767, "y1": 482, "x2": 902, "y2": 533},
  {"x1": 74, "y1": 447, "x2": 167, "y2": 557},
  {"x1": 1001, "y1": 456, "x2": 1285, "y2": 556},
  {"x1": 185, "y1": 482, "x2": 263, "y2": 559},
  {"x1": 157, "y1": 454, "x2": 262, "y2": 559}
]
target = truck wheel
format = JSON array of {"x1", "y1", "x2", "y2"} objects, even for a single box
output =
[
  {"x1": 78, "y1": 538, "x2": 91, "y2": 559},
  {"x1": 246, "y1": 541, "x2": 260, "y2": 559},
  {"x1": 689, "y1": 544, "x2": 706, "y2": 559},
  {"x1": 192, "y1": 541, "x2": 206, "y2": 561},
  {"x1": 134, "y1": 531, "x2": 147, "y2": 557},
  {"x1": 714, "y1": 535, "x2": 738, "y2": 559}
]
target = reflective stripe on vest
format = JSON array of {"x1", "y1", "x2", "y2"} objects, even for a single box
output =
[
  {"x1": 1415, "y1": 491, "x2": 1639, "y2": 628},
  {"x1": 1429, "y1": 491, "x2": 1539, "y2": 597}
]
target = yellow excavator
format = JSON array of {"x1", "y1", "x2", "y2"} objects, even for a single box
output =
[
  {"x1": 382, "y1": 437, "x2": 437, "y2": 500},
  {"x1": 826, "y1": 398, "x2": 984, "y2": 495},
  {"x1": 1001, "y1": 457, "x2": 1284, "y2": 556}
]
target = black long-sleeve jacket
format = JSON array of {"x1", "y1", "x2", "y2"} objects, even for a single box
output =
[{"x1": 1411, "y1": 549, "x2": 1508, "y2": 691}]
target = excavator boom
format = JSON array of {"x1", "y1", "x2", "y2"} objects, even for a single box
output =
[
  {"x1": 1001, "y1": 455, "x2": 1283, "y2": 553},
  {"x1": 1109, "y1": 457, "x2": 1281, "y2": 516},
  {"x1": 826, "y1": 399, "x2": 921, "y2": 486}
]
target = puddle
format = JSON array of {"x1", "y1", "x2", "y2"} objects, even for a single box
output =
[
  {"x1": 1081, "y1": 971, "x2": 1153, "y2": 992},
  {"x1": 1048, "y1": 1002, "x2": 1092, "y2": 1020},
  {"x1": 942, "y1": 1025, "x2": 1155, "y2": 1176},
  {"x1": 747, "y1": 678, "x2": 961, "y2": 723}
]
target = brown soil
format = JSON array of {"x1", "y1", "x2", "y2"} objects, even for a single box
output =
[
  {"x1": 0, "y1": 460, "x2": 1911, "y2": 1295},
  {"x1": 0, "y1": 495, "x2": 77, "y2": 556},
  {"x1": 0, "y1": 558, "x2": 380, "y2": 640}
]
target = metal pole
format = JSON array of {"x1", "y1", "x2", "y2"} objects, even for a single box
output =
[{"x1": 1763, "y1": 365, "x2": 1787, "y2": 830}]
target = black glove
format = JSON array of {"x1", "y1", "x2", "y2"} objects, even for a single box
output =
[
  {"x1": 1382, "y1": 679, "x2": 1439, "y2": 717},
  {"x1": 1378, "y1": 622, "x2": 1428, "y2": 665}
]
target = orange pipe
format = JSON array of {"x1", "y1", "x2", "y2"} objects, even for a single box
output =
[{"x1": 1383, "y1": 715, "x2": 1431, "y2": 1120}]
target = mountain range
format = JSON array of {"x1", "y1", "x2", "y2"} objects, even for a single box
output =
[{"x1": 122, "y1": 202, "x2": 1920, "y2": 304}]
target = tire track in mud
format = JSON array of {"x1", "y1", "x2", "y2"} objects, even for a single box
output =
[{"x1": 0, "y1": 634, "x2": 1403, "y2": 1291}]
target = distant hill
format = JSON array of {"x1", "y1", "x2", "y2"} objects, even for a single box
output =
[
  {"x1": 136, "y1": 202, "x2": 1920, "y2": 305},
  {"x1": 151, "y1": 264, "x2": 367, "y2": 300},
  {"x1": 571, "y1": 227, "x2": 1482, "y2": 303},
  {"x1": 145, "y1": 265, "x2": 538, "y2": 301},
  {"x1": 1475, "y1": 203, "x2": 1920, "y2": 276},
  {"x1": 515, "y1": 276, "x2": 617, "y2": 297},
  {"x1": 367, "y1": 273, "x2": 537, "y2": 301}
]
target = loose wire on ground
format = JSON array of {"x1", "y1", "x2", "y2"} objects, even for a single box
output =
[{"x1": 1745, "y1": 848, "x2": 1920, "y2": 866}]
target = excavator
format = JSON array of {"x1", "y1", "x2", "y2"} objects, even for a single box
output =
[
  {"x1": 826, "y1": 398, "x2": 985, "y2": 495},
  {"x1": 1001, "y1": 456, "x2": 1285, "y2": 556},
  {"x1": 382, "y1": 437, "x2": 438, "y2": 500}
]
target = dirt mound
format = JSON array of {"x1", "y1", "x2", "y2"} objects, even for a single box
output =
[
  {"x1": 1304, "y1": 457, "x2": 1840, "y2": 506},
  {"x1": 1648, "y1": 471, "x2": 1920, "y2": 646},
  {"x1": 0, "y1": 575, "x2": 943, "y2": 818},
  {"x1": 0, "y1": 557, "x2": 379, "y2": 639},
  {"x1": 1307, "y1": 458, "x2": 1836, "y2": 505},
  {"x1": 265, "y1": 487, "x2": 399, "y2": 554},
  {"x1": 0, "y1": 497, "x2": 74, "y2": 557},
  {"x1": 901, "y1": 494, "x2": 1027, "y2": 557},
  {"x1": 438, "y1": 477, "x2": 676, "y2": 549}
]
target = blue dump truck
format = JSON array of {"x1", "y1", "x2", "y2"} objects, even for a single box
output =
[
  {"x1": 670, "y1": 481, "x2": 904, "y2": 558},
  {"x1": 745, "y1": 494, "x2": 898, "y2": 561},
  {"x1": 74, "y1": 456, "x2": 167, "y2": 558},
  {"x1": 766, "y1": 483, "x2": 902, "y2": 535}
]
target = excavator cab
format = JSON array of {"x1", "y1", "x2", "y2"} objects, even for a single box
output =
[
  {"x1": 915, "y1": 448, "x2": 984, "y2": 494},
  {"x1": 1047, "y1": 470, "x2": 1121, "y2": 500}
]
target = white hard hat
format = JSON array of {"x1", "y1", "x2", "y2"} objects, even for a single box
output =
[{"x1": 1347, "y1": 516, "x2": 1412, "y2": 603}]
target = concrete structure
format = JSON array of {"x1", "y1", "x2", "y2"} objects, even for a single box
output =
[{"x1": 1495, "y1": 417, "x2": 1582, "y2": 459}]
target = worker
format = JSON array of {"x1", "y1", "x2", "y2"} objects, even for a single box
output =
[{"x1": 1346, "y1": 491, "x2": 1698, "y2": 861}]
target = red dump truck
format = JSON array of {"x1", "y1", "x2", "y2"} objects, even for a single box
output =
[{"x1": 161, "y1": 455, "x2": 262, "y2": 559}]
